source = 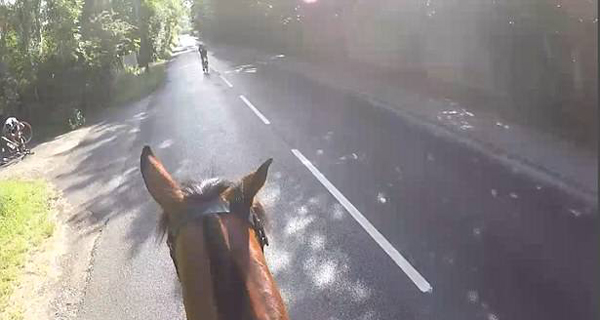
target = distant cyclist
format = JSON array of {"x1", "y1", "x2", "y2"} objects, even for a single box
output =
[{"x1": 198, "y1": 44, "x2": 209, "y2": 73}]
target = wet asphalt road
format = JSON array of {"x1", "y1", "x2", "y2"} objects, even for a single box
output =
[{"x1": 76, "y1": 47, "x2": 597, "y2": 320}]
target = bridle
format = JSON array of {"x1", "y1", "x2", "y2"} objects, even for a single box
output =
[{"x1": 165, "y1": 197, "x2": 269, "y2": 277}]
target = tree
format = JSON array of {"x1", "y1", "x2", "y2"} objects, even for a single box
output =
[
  {"x1": 0, "y1": 0, "x2": 184, "y2": 117},
  {"x1": 139, "y1": 0, "x2": 184, "y2": 70}
]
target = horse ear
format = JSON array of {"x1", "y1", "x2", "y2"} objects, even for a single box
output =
[
  {"x1": 140, "y1": 146, "x2": 184, "y2": 211},
  {"x1": 241, "y1": 158, "x2": 273, "y2": 201}
]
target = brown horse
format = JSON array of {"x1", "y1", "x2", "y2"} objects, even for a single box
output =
[{"x1": 140, "y1": 146, "x2": 289, "y2": 320}]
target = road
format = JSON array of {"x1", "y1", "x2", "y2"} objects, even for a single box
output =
[{"x1": 66, "y1": 43, "x2": 598, "y2": 320}]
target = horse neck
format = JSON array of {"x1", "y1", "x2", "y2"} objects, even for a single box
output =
[{"x1": 175, "y1": 215, "x2": 288, "y2": 320}]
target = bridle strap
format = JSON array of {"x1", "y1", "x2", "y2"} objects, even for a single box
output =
[
  {"x1": 168, "y1": 198, "x2": 230, "y2": 240},
  {"x1": 251, "y1": 212, "x2": 269, "y2": 248},
  {"x1": 166, "y1": 198, "x2": 269, "y2": 278}
]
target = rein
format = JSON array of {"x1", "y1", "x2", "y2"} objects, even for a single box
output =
[{"x1": 166, "y1": 197, "x2": 269, "y2": 277}]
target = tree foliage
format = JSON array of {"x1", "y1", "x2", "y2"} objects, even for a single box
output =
[
  {"x1": 0, "y1": 0, "x2": 185, "y2": 119},
  {"x1": 139, "y1": 0, "x2": 184, "y2": 69}
]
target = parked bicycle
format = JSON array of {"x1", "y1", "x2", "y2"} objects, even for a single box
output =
[{"x1": 67, "y1": 108, "x2": 86, "y2": 130}]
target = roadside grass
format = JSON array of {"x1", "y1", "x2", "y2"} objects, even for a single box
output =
[
  {"x1": 0, "y1": 180, "x2": 54, "y2": 317},
  {"x1": 32, "y1": 61, "x2": 167, "y2": 143},
  {"x1": 112, "y1": 61, "x2": 167, "y2": 107}
]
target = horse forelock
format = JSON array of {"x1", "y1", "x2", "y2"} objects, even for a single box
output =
[{"x1": 156, "y1": 178, "x2": 233, "y2": 241}]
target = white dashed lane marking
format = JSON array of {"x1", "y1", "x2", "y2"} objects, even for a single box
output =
[
  {"x1": 221, "y1": 59, "x2": 429, "y2": 292},
  {"x1": 291, "y1": 148, "x2": 433, "y2": 293},
  {"x1": 239, "y1": 95, "x2": 270, "y2": 125},
  {"x1": 219, "y1": 75, "x2": 233, "y2": 88}
]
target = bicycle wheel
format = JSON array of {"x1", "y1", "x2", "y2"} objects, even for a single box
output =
[{"x1": 20, "y1": 121, "x2": 32, "y2": 143}]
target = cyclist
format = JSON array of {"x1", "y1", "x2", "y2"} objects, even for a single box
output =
[
  {"x1": 2, "y1": 116, "x2": 20, "y2": 148},
  {"x1": 198, "y1": 43, "x2": 209, "y2": 73},
  {"x1": 1, "y1": 115, "x2": 31, "y2": 155}
]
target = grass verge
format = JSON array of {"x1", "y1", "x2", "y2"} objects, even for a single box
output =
[
  {"x1": 112, "y1": 61, "x2": 167, "y2": 107},
  {"x1": 0, "y1": 180, "x2": 54, "y2": 317},
  {"x1": 33, "y1": 61, "x2": 167, "y2": 143}
]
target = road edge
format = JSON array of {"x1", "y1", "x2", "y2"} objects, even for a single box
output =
[{"x1": 359, "y1": 93, "x2": 597, "y2": 206}]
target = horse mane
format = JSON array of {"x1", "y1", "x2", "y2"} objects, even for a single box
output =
[{"x1": 203, "y1": 213, "x2": 247, "y2": 319}]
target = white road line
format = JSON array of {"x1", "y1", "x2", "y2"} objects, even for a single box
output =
[
  {"x1": 239, "y1": 95, "x2": 271, "y2": 125},
  {"x1": 291, "y1": 149, "x2": 433, "y2": 293},
  {"x1": 219, "y1": 75, "x2": 233, "y2": 88}
]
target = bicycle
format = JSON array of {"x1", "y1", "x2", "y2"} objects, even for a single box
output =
[
  {"x1": 67, "y1": 108, "x2": 86, "y2": 130},
  {"x1": 202, "y1": 57, "x2": 209, "y2": 74}
]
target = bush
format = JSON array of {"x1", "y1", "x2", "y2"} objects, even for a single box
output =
[{"x1": 112, "y1": 61, "x2": 166, "y2": 107}]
